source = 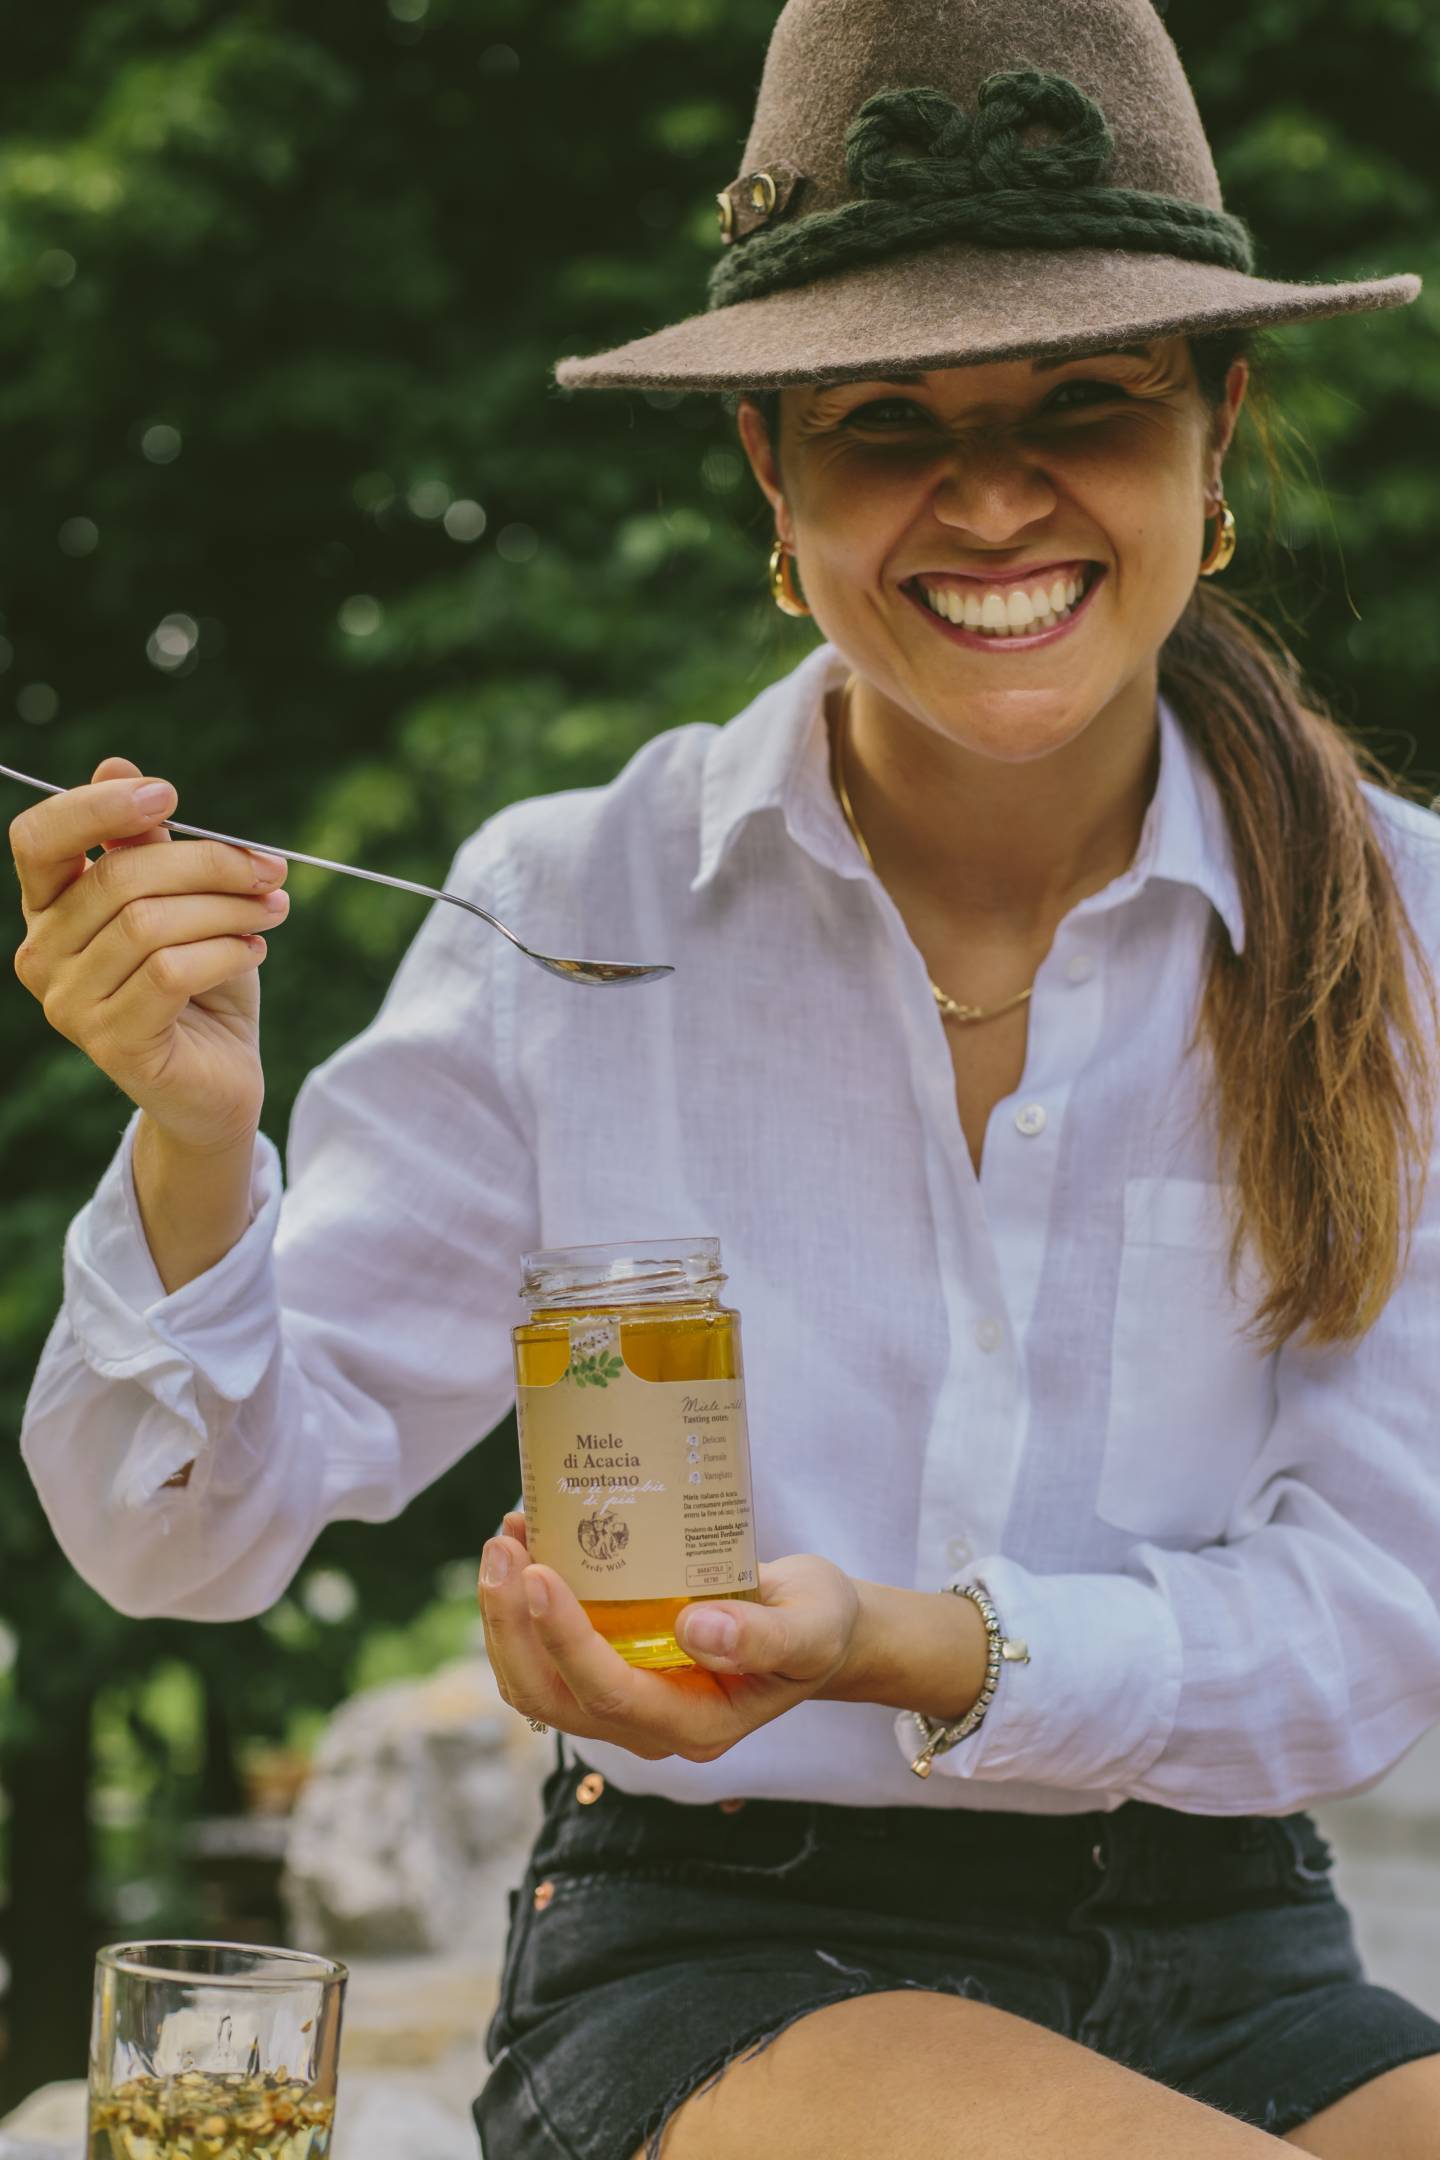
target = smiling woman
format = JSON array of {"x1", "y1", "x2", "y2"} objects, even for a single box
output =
[{"x1": 15, "y1": 0, "x2": 1440, "y2": 2156}]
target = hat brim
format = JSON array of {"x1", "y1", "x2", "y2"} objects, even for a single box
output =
[{"x1": 553, "y1": 242, "x2": 1421, "y2": 392}]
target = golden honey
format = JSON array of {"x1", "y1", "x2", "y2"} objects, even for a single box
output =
[{"x1": 513, "y1": 1239, "x2": 761, "y2": 1669}]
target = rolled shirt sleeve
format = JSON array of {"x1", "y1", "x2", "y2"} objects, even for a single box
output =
[{"x1": 20, "y1": 815, "x2": 537, "y2": 1621}]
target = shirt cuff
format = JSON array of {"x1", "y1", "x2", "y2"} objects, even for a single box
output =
[
  {"x1": 892, "y1": 1555, "x2": 1183, "y2": 1792},
  {"x1": 63, "y1": 1114, "x2": 284, "y2": 1493}
]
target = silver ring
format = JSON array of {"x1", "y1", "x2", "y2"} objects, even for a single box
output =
[{"x1": 526, "y1": 1717, "x2": 551, "y2": 1734}]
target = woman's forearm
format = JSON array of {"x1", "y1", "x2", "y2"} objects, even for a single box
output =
[{"x1": 821, "y1": 1576, "x2": 990, "y2": 1723}]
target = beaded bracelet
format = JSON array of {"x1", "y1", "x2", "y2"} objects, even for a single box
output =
[{"x1": 907, "y1": 1578, "x2": 1031, "y2": 1779}]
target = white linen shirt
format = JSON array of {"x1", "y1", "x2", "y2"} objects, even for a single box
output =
[{"x1": 21, "y1": 640, "x2": 1440, "y2": 1815}]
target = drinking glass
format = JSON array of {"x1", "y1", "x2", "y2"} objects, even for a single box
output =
[{"x1": 87, "y1": 1940, "x2": 347, "y2": 2157}]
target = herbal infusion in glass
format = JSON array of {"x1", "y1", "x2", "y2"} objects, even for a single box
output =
[{"x1": 513, "y1": 1238, "x2": 760, "y2": 1669}]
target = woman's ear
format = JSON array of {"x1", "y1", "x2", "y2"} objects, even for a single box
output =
[
  {"x1": 735, "y1": 397, "x2": 789, "y2": 533},
  {"x1": 1208, "y1": 357, "x2": 1249, "y2": 497}
]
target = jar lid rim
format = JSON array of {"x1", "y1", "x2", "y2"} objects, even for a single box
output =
[{"x1": 519, "y1": 1236, "x2": 724, "y2": 1302}]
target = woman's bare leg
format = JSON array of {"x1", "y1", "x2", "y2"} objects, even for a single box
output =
[{"x1": 630, "y1": 1989, "x2": 1287, "y2": 2160}]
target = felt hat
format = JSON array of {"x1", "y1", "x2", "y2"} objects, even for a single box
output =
[{"x1": 553, "y1": 0, "x2": 1419, "y2": 393}]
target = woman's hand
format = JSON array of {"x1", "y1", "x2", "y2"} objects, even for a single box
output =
[
  {"x1": 10, "y1": 756, "x2": 291, "y2": 1153},
  {"x1": 479, "y1": 1510, "x2": 863, "y2": 1763}
]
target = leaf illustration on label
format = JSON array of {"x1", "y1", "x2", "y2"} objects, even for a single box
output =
[
  {"x1": 561, "y1": 1351, "x2": 625, "y2": 1389},
  {"x1": 577, "y1": 1512, "x2": 631, "y2": 1563}
]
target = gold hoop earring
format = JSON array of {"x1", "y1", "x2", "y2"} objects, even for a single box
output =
[
  {"x1": 768, "y1": 537, "x2": 811, "y2": 617},
  {"x1": 1199, "y1": 496, "x2": 1237, "y2": 578}
]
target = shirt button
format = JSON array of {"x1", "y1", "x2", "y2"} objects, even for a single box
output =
[
  {"x1": 1015, "y1": 1103, "x2": 1047, "y2": 1138},
  {"x1": 1066, "y1": 954, "x2": 1096, "y2": 984},
  {"x1": 945, "y1": 1534, "x2": 974, "y2": 1568},
  {"x1": 975, "y1": 1318, "x2": 1003, "y2": 1353}
]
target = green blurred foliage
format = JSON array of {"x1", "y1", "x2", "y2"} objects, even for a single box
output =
[{"x1": 0, "y1": 0, "x2": 1435, "y2": 2093}]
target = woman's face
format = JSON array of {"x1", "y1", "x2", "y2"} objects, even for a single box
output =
[{"x1": 737, "y1": 338, "x2": 1246, "y2": 765}]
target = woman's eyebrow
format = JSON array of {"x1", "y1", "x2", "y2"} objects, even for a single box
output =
[
  {"x1": 834, "y1": 344, "x2": 1157, "y2": 393},
  {"x1": 1031, "y1": 343, "x2": 1156, "y2": 372}
]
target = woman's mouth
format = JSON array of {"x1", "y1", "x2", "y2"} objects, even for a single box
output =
[{"x1": 902, "y1": 561, "x2": 1105, "y2": 652}]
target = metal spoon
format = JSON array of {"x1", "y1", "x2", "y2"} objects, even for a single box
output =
[{"x1": 0, "y1": 761, "x2": 673, "y2": 989}]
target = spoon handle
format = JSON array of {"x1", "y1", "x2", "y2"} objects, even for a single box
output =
[{"x1": 0, "y1": 759, "x2": 473, "y2": 910}]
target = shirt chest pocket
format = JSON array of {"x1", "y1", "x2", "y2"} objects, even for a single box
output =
[{"x1": 1099, "y1": 1178, "x2": 1278, "y2": 1544}]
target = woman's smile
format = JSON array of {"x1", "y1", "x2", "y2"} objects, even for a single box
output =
[{"x1": 901, "y1": 562, "x2": 1106, "y2": 653}]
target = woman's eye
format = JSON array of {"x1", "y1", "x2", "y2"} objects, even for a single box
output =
[
  {"x1": 842, "y1": 398, "x2": 929, "y2": 428},
  {"x1": 1044, "y1": 379, "x2": 1129, "y2": 412}
]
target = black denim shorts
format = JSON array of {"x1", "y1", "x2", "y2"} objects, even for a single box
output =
[{"x1": 475, "y1": 1740, "x2": 1440, "y2": 2160}]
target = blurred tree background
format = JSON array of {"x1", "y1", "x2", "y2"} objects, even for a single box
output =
[{"x1": 0, "y1": 0, "x2": 1435, "y2": 2101}]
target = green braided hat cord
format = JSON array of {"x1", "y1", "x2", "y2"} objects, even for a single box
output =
[{"x1": 708, "y1": 72, "x2": 1254, "y2": 311}]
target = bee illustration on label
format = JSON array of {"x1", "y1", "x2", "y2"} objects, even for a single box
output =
[{"x1": 577, "y1": 1512, "x2": 631, "y2": 1564}]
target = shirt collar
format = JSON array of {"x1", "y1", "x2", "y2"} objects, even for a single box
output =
[{"x1": 691, "y1": 639, "x2": 1245, "y2": 953}]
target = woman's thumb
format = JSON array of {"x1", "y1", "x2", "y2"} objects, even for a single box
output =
[
  {"x1": 92, "y1": 755, "x2": 175, "y2": 855},
  {"x1": 677, "y1": 1602, "x2": 767, "y2": 1668}
]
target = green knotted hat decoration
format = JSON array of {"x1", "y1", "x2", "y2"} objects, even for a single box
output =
[{"x1": 707, "y1": 70, "x2": 1255, "y2": 311}]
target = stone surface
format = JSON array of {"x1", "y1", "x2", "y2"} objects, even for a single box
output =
[
  {"x1": 332, "y1": 2084, "x2": 478, "y2": 2159},
  {"x1": 340, "y1": 1950, "x2": 498, "y2": 2085},
  {"x1": 1314, "y1": 1718, "x2": 1440, "y2": 2020},
  {"x1": 282, "y1": 1649, "x2": 550, "y2": 1959},
  {"x1": 0, "y1": 2081, "x2": 83, "y2": 2156}
]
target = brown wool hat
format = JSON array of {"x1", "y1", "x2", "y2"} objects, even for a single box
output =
[{"x1": 553, "y1": 0, "x2": 1419, "y2": 393}]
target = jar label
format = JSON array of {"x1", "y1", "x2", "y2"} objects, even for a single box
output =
[{"x1": 516, "y1": 1335, "x2": 757, "y2": 1601}]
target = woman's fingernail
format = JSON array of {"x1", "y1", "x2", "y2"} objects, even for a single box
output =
[
  {"x1": 133, "y1": 782, "x2": 175, "y2": 816},
  {"x1": 685, "y1": 1611, "x2": 738, "y2": 1655},
  {"x1": 524, "y1": 1572, "x2": 550, "y2": 1619},
  {"x1": 248, "y1": 851, "x2": 287, "y2": 883},
  {"x1": 481, "y1": 1541, "x2": 511, "y2": 1588}
]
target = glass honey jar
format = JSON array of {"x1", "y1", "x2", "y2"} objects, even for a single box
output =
[{"x1": 512, "y1": 1237, "x2": 760, "y2": 1670}]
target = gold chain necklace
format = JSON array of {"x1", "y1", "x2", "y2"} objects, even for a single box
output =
[{"x1": 832, "y1": 675, "x2": 1034, "y2": 1029}]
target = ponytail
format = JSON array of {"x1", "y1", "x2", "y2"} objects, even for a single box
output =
[{"x1": 1162, "y1": 582, "x2": 1437, "y2": 1348}]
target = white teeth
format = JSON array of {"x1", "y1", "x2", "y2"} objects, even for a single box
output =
[{"x1": 918, "y1": 567, "x2": 1091, "y2": 637}]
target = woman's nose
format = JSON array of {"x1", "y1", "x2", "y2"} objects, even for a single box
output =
[{"x1": 929, "y1": 438, "x2": 1058, "y2": 545}]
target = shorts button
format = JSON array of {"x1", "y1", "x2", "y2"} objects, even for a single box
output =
[
  {"x1": 576, "y1": 1772, "x2": 606, "y2": 1805},
  {"x1": 717, "y1": 1797, "x2": 747, "y2": 1814},
  {"x1": 1091, "y1": 1842, "x2": 1107, "y2": 1871},
  {"x1": 533, "y1": 1878, "x2": 556, "y2": 1911}
]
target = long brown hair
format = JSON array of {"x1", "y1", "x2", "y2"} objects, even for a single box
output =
[
  {"x1": 1163, "y1": 565, "x2": 1436, "y2": 1352},
  {"x1": 742, "y1": 340, "x2": 1438, "y2": 1349}
]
